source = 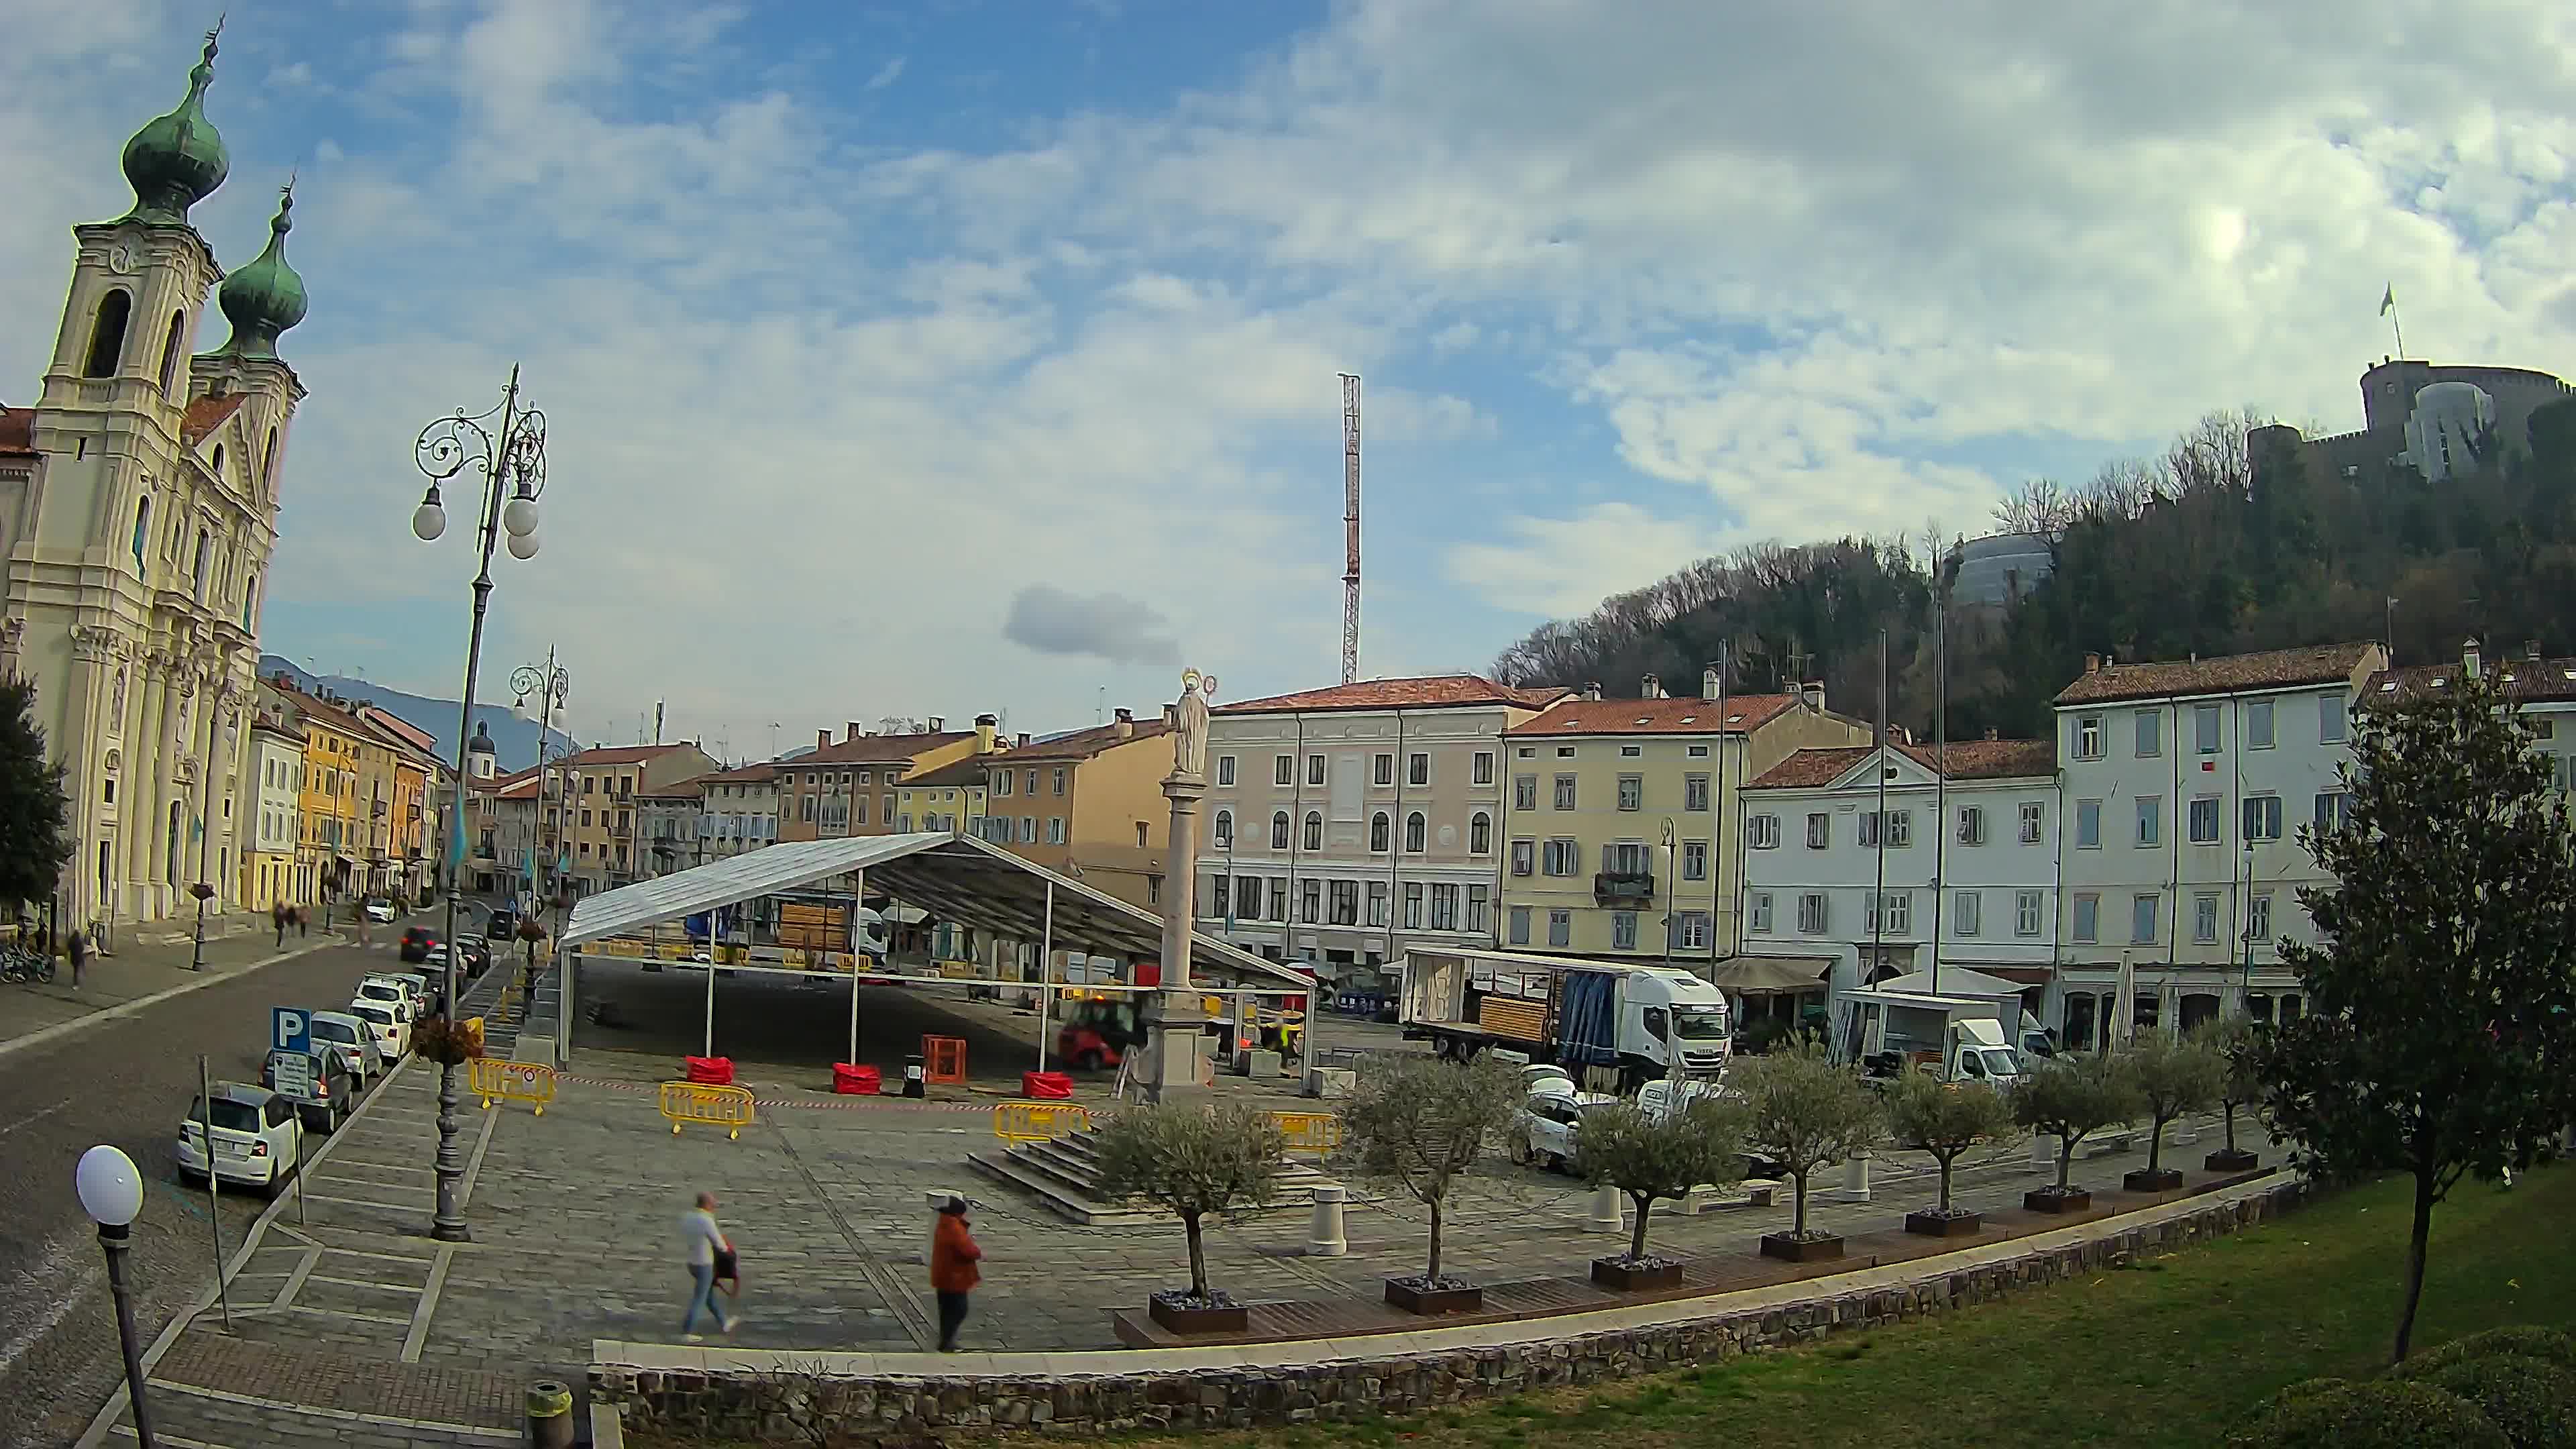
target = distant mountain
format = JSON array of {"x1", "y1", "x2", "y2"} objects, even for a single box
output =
[{"x1": 258, "y1": 655, "x2": 576, "y2": 773}]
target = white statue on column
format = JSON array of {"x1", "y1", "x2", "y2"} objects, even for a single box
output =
[
  {"x1": 1140, "y1": 667, "x2": 1220, "y2": 1102},
  {"x1": 1171, "y1": 668, "x2": 1215, "y2": 780}
]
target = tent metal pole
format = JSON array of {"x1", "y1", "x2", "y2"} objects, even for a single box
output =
[{"x1": 1036, "y1": 879, "x2": 1055, "y2": 1074}]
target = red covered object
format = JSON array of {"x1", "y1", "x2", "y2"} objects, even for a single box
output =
[
  {"x1": 684, "y1": 1055, "x2": 734, "y2": 1085},
  {"x1": 1132, "y1": 960, "x2": 1163, "y2": 988},
  {"x1": 833, "y1": 1063, "x2": 881, "y2": 1095},
  {"x1": 1021, "y1": 1071, "x2": 1073, "y2": 1099}
]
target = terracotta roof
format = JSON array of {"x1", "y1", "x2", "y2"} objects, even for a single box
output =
[
  {"x1": 180, "y1": 394, "x2": 248, "y2": 448},
  {"x1": 2365, "y1": 653, "x2": 2576, "y2": 708},
  {"x1": 788, "y1": 731, "x2": 973, "y2": 766},
  {"x1": 262, "y1": 678, "x2": 367, "y2": 736},
  {"x1": 637, "y1": 777, "x2": 706, "y2": 800},
  {"x1": 694, "y1": 762, "x2": 779, "y2": 784},
  {"x1": 998, "y1": 717, "x2": 1172, "y2": 761},
  {"x1": 2055, "y1": 643, "x2": 2379, "y2": 706},
  {"x1": 0, "y1": 407, "x2": 32, "y2": 458},
  {"x1": 1748, "y1": 738, "x2": 2056, "y2": 790},
  {"x1": 560, "y1": 743, "x2": 700, "y2": 767},
  {"x1": 1218, "y1": 676, "x2": 1568, "y2": 715},
  {"x1": 1509, "y1": 694, "x2": 1801, "y2": 737}
]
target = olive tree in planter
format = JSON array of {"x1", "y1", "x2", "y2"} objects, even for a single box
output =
[
  {"x1": 1730, "y1": 1041, "x2": 1882, "y2": 1263},
  {"x1": 1574, "y1": 1095, "x2": 1750, "y2": 1289},
  {"x1": 1093, "y1": 1102, "x2": 1286, "y2": 1334},
  {"x1": 1884, "y1": 1070, "x2": 2018, "y2": 1237},
  {"x1": 2120, "y1": 1031, "x2": 2226, "y2": 1191},
  {"x1": 2009, "y1": 1053, "x2": 2141, "y2": 1213},
  {"x1": 2193, "y1": 1019, "x2": 2265, "y2": 1172},
  {"x1": 1336, "y1": 1051, "x2": 1520, "y2": 1313}
]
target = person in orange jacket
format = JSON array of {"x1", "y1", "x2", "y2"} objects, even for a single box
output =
[{"x1": 930, "y1": 1196, "x2": 982, "y2": 1352}]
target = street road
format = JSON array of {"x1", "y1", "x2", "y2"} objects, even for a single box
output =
[{"x1": 0, "y1": 936, "x2": 429, "y2": 1448}]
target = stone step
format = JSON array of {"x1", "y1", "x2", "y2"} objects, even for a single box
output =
[
  {"x1": 1004, "y1": 1142, "x2": 1109, "y2": 1198},
  {"x1": 963, "y1": 1152, "x2": 1166, "y2": 1227}
]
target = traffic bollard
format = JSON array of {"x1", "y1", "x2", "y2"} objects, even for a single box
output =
[
  {"x1": 1589, "y1": 1182, "x2": 1625, "y2": 1232},
  {"x1": 525, "y1": 1380, "x2": 574, "y2": 1449},
  {"x1": 1305, "y1": 1184, "x2": 1348, "y2": 1256}
]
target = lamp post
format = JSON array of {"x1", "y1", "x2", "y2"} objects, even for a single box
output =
[
  {"x1": 511, "y1": 651, "x2": 570, "y2": 909},
  {"x1": 186, "y1": 881, "x2": 215, "y2": 971},
  {"x1": 411, "y1": 368, "x2": 549, "y2": 1243},
  {"x1": 76, "y1": 1144, "x2": 155, "y2": 1448}
]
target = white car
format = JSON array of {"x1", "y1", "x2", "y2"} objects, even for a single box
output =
[
  {"x1": 1519, "y1": 1063, "x2": 1578, "y2": 1097},
  {"x1": 308, "y1": 1010, "x2": 387, "y2": 1085},
  {"x1": 176, "y1": 1081, "x2": 302, "y2": 1195},
  {"x1": 352, "y1": 977, "x2": 417, "y2": 1022},
  {"x1": 346, "y1": 999, "x2": 411, "y2": 1061},
  {"x1": 1509, "y1": 1086, "x2": 1618, "y2": 1172},
  {"x1": 363, "y1": 898, "x2": 396, "y2": 923}
]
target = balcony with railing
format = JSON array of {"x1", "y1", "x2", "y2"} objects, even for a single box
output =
[{"x1": 1593, "y1": 871, "x2": 1654, "y2": 906}]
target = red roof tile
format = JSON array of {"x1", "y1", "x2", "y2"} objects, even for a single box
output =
[
  {"x1": 0, "y1": 407, "x2": 33, "y2": 458},
  {"x1": 783, "y1": 732, "x2": 973, "y2": 767},
  {"x1": 181, "y1": 394, "x2": 247, "y2": 448},
  {"x1": 1749, "y1": 738, "x2": 2055, "y2": 790},
  {"x1": 2054, "y1": 643, "x2": 2380, "y2": 706},
  {"x1": 694, "y1": 762, "x2": 780, "y2": 784},
  {"x1": 2365, "y1": 653, "x2": 2576, "y2": 707},
  {"x1": 998, "y1": 717, "x2": 1172, "y2": 762},
  {"x1": 1218, "y1": 676, "x2": 1567, "y2": 715},
  {"x1": 1509, "y1": 694, "x2": 1801, "y2": 737},
  {"x1": 560, "y1": 743, "x2": 701, "y2": 767}
]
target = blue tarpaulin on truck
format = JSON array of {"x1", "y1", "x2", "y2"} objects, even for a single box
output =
[{"x1": 1556, "y1": 969, "x2": 1619, "y2": 1066}]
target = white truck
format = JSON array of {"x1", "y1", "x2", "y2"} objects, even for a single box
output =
[
  {"x1": 1399, "y1": 947, "x2": 1732, "y2": 1092},
  {"x1": 1829, "y1": 985, "x2": 2035, "y2": 1089}
]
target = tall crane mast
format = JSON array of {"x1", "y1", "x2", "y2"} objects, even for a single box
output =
[{"x1": 1340, "y1": 372, "x2": 1362, "y2": 685}]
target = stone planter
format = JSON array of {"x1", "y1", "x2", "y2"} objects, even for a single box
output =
[
  {"x1": 2205, "y1": 1148, "x2": 2260, "y2": 1173},
  {"x1": 1384, "y1": 1277, "x2": 1483, "y2": 1315},
  {"x1": 1904, "y1": 1210, "x2": 1983, "y2": 1238},
  {"x1": 1146, "y1": 1293, "x2": 1248, "y2": 1335},
  {"x1": 2024, "y1": 1187, "x2": 2092, "y2": 1214},
  {"x1": 1590, "y1": 1256, "x2": 1684, "y2": 1291},
  {"x1": 2123, "y1": 1168, "x2": 2185, "y2": 1192},
  {"x1": 1759, "y1": 1232, "x2": 1843, "y2": 1263}
]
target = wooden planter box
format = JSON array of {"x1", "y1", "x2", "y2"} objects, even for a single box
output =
[
  {"x1": 1146, "y1": 1295, "x2": 1248, "y2": 1335},
  {"x1": 1904, "y1": 1210, "x2": 1983, "y2": 1238},
  {"x1": 2123, "y1": 1168, "x2": 2185, "y2": 1192},
  {"x1": 1759, "y1": 1232, "x2": 1843, "y2": 1263},
  {"x1": 1383, "y1": 1279, "x2": 1483, "y2": 1316},
  {"x1": 2024, "y1": 1188, "x2": 2092, "y2": 1214},
  {"x1": 1590, "y1": 1256, "x2": 1684, "y2": 1291},
  {"x1": 2204, "y1": 1148, "x2": 2261, "y2": 1173}
]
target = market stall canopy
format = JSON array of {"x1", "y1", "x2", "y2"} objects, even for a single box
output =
[
  {"x1": 560, "y1": 831, "x2": 1310, "y2": 989},
  {"x1": 1710, "y1": 955, "x2": 1833, "y2": 995},
  {"x1": 1870, "y1": 966, "x2": 2031, "y2": 1000}
]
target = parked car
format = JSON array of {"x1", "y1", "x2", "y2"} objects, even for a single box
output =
[
  {"x1": 1509, "y1": 1085, "x2": 1618, "y2": 1172},
  {"x1": 458, "y1": 939, "x2": 492, "y2": 978},
  {"x1": 363, "y1": 897, "x2": 396, "y2": 924},
  {"x1": 262, "y1": 1046, "x2": 356, "y2": 1133},
  {"x1": 398, "y1": 927, "x2": 436, "y2": 965},
  {"x1": 486, "y1": 908, "x2": 517, "y2": 941},
  {"x1": 346, "y1": 999, "x2": 411, "y2": 1061},
  {"x1": 352, "y1": 976, "x2": 417, "y2": 1022},
  {"x1": 307, "y1": 1010, "x2": 387, "y2": 1085},
  {"x1": 1519, "y1": 1062, "x2": 1578, "y2": 1097},
  {"x1": 175, "y1": 1082, "x2": 301, "y2": 1195}
]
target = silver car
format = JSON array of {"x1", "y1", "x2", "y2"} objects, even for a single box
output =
[{"x1": 307, "y1": 1009, "x2": 387, "y2": 1085}]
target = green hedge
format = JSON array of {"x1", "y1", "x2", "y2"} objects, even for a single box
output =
[
  {"x1": 2413, "y1": 1357, "x2": 2576, "y2": 1448},
  {"x1": 2227, "y1": 1379, "x2": 2508, "y2": 1448},
  {"x1": 2401, "y1": 1326, "x2": 2576, "y2": 1379}
]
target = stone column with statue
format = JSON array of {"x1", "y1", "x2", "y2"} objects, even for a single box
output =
[{"x1": 1134, "y1": 669, "x2": 1220, "y2": 1104}]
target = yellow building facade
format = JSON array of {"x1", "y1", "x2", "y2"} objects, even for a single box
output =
[{"x1": 1499, "y1": 676, "x2": 1869, "y2": 964}]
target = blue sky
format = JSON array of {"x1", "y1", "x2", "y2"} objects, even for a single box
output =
[{"x1": 8, "y1": 1, "x2": 2576, "y2": 757}]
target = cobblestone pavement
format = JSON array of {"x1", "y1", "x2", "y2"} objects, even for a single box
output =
[{"x1": 72, "y1": 964, "x2": 2282, "y2": 1446}]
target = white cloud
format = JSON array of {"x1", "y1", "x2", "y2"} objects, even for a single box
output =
[{"x1": 865, "y1": 56, "x2": 905, "y2": 91}]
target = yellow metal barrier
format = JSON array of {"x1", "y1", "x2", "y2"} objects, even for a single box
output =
[
  {"x1": 470, "y1": 1058, "x2": 559, "y2": 1114},
  {"x1": 659, "y1": 1081, "x2": 755, "y2": 1140},
  {"x1": 991, "y1": 1100, "x2": 1092, "y2": 1143},
  {"x1": 1270, "y1": 1111, "x2": 1342, "y2": 1155}
]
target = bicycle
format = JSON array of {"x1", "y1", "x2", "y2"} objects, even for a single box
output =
[{"x1": 0, "y1": 946, "x2": 54, "y2": 985}]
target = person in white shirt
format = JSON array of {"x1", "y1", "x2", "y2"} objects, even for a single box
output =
[{"x1": 679, "y1": 1191, "x2": 737, "y2": 1338}]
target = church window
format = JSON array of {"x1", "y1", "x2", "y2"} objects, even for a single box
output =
[
  {"x1": 130, "y1": 497, "x2": 150, "y2": 572},
  {"x1": 211, "y1": 445, "x2": 225, "y2": 480},
  {"x1": 193, "y1": 529, "x2": 210, "y2": 594},
  {"x1": 263, "y1": 427, "x2": 279, "y2": 492},
  {"x1": 85, "y1": 290, "x2": 132, "y2": 378},
  {"x1": 157, "y1": 311, "x2": 186, "y2": 394}
]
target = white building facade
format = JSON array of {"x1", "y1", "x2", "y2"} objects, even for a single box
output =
[
  {"x1": 1738, "y1": 739, "x2": 2061, "y2": 1028},
  {"x1": 2051, "y1": 643, "x2": 2385, "y2": 1046},
  {"x1": 241, "y1": 717, "x2": 301, "y2": 911},
  {"x1": 696, "y1": 763, "x2": 780, "y2": 861},
  {"x1": 1192, "y1": 676, "x2": 1564, "y2": 982}
]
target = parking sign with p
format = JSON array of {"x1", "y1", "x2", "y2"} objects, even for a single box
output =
[{"x1": 272, "y1": 1006, "x2": 309, "y2": 1055}]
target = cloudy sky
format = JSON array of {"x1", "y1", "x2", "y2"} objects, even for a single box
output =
[{"x1": 7, "y1": 1, "x2": 2573, "y2": 755}]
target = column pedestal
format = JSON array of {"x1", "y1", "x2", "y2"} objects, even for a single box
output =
[{"x1": 1136, "y1": 989, "x2": 1210, "y2": 1104}]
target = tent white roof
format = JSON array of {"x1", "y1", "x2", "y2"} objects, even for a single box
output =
[
  {"x1": 561, "y1": 832, "x2": 1309, "y2": 988},
  {"x1": 1868, "y1": 967, "x2": 2033, "y2": 1000}
]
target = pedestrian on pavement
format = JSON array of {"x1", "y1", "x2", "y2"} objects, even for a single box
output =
[
  {"x1": 294, "y1": 904, "x2": 309, "y2": 938},
  {"x1": 272, "y1": 902, "x2": 288, "y2": 949},
  {"x1": 66, "y1": 928, "x2": 86, "y2": 989},
  {"x1": 679, "y1": 1191, "x2": 737, "y2": 1340},
  {"x1": 930, "y1": 1195, "x2": 981, "y2": 1352}
]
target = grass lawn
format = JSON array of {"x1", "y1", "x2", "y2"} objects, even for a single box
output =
[{"x1": 1059, "y1": 1164, "x2": 2573, "y2": 1449}]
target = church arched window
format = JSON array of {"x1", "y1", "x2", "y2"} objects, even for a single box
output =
[
  {"x1": 129, "y1": 496, "x2": 150, "y2": 572},
  {"x1": 263, "y1": 427, "x2": 279, "y2": 493},
  {"x1": 211, "y1": 445, "x2": 225, "y2": 480},
  {"x1": 85, "y1": 290, "x2": 133, "y2": 378},
  {"x1": 157, "y1": 310, "x2": 186, "y2": 394}
]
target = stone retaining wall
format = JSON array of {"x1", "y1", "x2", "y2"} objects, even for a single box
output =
[{"x1": 598, "y1": 1180, "x2": 2306, "y2": 1443}]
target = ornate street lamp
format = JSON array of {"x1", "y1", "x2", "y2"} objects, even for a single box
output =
[
  {"x1": 511, "y1": 652, "x2": 570, "y2": 909},
  {"x1": 410, "y1": 368, "x2": 548, "y2": 1243},
  {"x1": 76, "y1": 1144, "x2": 155, "y2": 1448}
]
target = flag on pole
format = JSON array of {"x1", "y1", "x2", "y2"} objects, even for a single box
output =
[{"x1": 2379, "y1": 284, "x2": 2396, "y2": 317}]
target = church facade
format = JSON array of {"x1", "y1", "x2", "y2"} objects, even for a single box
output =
[{"x1": 0, "y1": 26, "x2": 309, "y2": 930}]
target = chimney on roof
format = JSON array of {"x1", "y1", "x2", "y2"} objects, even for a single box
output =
[
  {"x1": 2528, "y1": 639, "x2": 2544, "y2": 661},
  {"x1": 1583, "y1": 681, "x2": 1603, "y2": 702},
  {"x1": 974, "y1": 713, "x2": 998, "y2": 753},
  {"x1": 1114, "y1": 707, "x2": 1134, "y2": 739},
  {"x1": 1016, "y1": 732, "x2": 1031, "y2": 748},
  {"x1": 1702, "y1": 667, "x2": 1722, "y2": 700},
  {"x1": 817, "y1": 729, "x2": 830, "y2": 751},
  {"x1": 2463, "y1": 637, "x2": 2482, "y2": 680},
  {"x1": 926, "y1": 716, "x2": 945, "y2": 733},
  {"x1": 2084, "y1": 652, "x2": 2100, "y2": 674},
  {"x1": 1642, "y1": 673, "x2": 1663, "y2": 699},
  {"x1": 1801, "y1": 681, "x2": 1825, "y2": 713},
  {"x1": 847, "y1": 721, "x2": 865, "y2": 743}
]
